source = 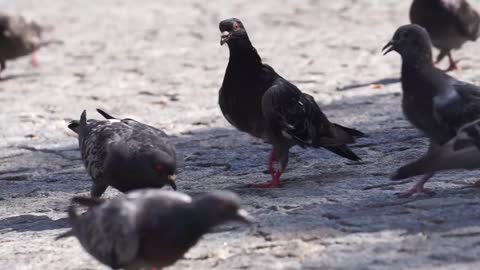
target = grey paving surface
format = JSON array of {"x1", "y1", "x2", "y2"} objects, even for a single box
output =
[{"x1": 1, "y1": 0, "x2": 480, "y2": 269}]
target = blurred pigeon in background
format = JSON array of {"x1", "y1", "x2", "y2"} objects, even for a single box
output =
[
  {"x1": 0, "y1": 12, "x2": 60, "y2": 73},
  {"x1": 410, "y1": 0, "x2": 480, "y2": 71}
]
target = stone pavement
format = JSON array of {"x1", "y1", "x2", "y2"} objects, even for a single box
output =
[{"x1": 1, "y1": 0, "x2": 480, "y2": 269}]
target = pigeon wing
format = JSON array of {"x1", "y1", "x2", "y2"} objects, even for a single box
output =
[{"x1": 433, "y1": 80, "x2": 480, "y2": 136}]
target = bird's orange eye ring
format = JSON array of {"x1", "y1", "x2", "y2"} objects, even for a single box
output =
[{"x1": 233, "y1": 22, "x2": 240, "y2": 31}]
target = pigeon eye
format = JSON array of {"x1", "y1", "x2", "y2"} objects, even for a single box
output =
[{"x1": 233, "y1": 23, "x2": 240, "y2": 31}]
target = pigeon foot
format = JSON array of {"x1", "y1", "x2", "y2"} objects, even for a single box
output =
[
  {"x1": 445, "y1": 53, "x2": 460, "y2": 72},
  {"x1": 250, "y1": 172, "x2": 282, "y2": 188},
  {"x1": 397, "y1": 183, "x2": 434, "y2": 198},
  {"x1": 30, "y1": 53, "x2": 39, "y2": 67}
]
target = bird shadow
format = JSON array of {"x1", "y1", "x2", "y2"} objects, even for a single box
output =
[
  {"x1": 0, "y1": 214, "x2": 69, "y2": 232},
  {"x1": 336, "y1": 77, "x2": 400, "y2": 91},
  {"x1": 0, "y1": 72, "x2": 41, "y2": 82}
]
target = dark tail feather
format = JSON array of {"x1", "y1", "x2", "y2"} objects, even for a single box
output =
[
  {"x1": 324, "y1": 145, "x2": 361, "y2": 161},
  {"x1": 96, "y1": 109, "x2": 116, "y2": 120},
  {"x1": 71, "y1": 196, "x2": 105, "y2": 207},
  {"x1": 390, "y1": 156, "x2": 436, "y2": 180},
  {"x1": 333, "y1": 124, "x2": 365, "y2": 137},
  {"x1": 80, "y1": 110, "x2": 87, "y2": 126},
  {"x1": 55, "y1": 205, "x2": 78, "y2": 240}
]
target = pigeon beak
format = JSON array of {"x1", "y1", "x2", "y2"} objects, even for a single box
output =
[
  {"x1": 382, "y1": 41, "x2": 395, "y2": 55},
  {"x1": 167, "y1": 174, "x2": 177, "y2": 190},
  {"x1": 234, "y1": 209, "x2": 254, "y2": 224},
  {"x1": 220, "y1": 31, "x2": 231, "y2": 46}
]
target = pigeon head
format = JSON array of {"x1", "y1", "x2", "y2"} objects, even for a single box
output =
[
  {"x1": 383, "y1": 24, "x2": 433, "y2": 63},
  {"x1": 219, "y1": 18, "x2": 248, "y2": 46},
  {"x1": 110, "y1": 147, "x2": 177, "y2": 190},
  {"x1": 149, "y1": 151, "x2": 177, "y2": 190},
  {"x1": 194, "y1": 191, "x2": 254, "y2": 226}
]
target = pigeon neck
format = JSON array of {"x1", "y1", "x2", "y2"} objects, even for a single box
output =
[
  {"x1": 227, "y1": 39, "x2": 262, "y2": 69},
  {"x1": 401, "y1": 53, "x2": 433, "y2": 73}
]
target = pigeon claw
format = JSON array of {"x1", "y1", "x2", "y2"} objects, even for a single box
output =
[
  {"x1": 445, "y1": 53, "x2": 460, "y2": 72},
  {"x1": 249, "y1": 173, "x2": 283, "y2": 188},
  {"x1": 250, "y1": 181, "x2": 283, "y2": 188},
  {"x1": 445, "y1": 61, "x2": 460, "y2": 72},
  {"x1": 397, "y1": 185, "x2": 435, "y2": 198},
  {"x1": 30, "y1": 53, "x2": 39, "y2": 67}
]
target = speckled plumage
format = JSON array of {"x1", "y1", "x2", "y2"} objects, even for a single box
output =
[
  {"x1": 56, "y1": 189, "x2": 253, "y2": 270},
  {"x1": 218, "y1": 18, "x2": 363, "y2": 188},
  {"x1": 68, "y1": 109, "x2": 177, "y2": 197},
  {"x1": 410, "y1": 0, "x2": 480, "y2": 70},
  {"x1": 384, "y1": 24, "x2": 480, "y2": 196}
]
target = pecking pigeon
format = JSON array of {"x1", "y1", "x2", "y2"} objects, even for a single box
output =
[
  {"x1": 410, "y1": 0, "x2": 480, "y2": 71},
  {"x1": 68, "y1": 109, "x2": 177, "y2": 197}
]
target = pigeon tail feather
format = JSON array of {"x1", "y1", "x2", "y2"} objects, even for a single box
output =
[
  {"x1": 324, "y1": 145, "x2": 361, "y2": 161},
  {"x1": 96, "y1": 108, "x2": 116, "y2": 120},
  {"x1": 333, "y1": 123, "x2": 365, "y2": 137}
]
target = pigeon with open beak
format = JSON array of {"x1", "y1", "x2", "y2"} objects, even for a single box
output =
[
  {"x1": 218, "y1": 18, "x2": 364, "y2": 188},
  {"x1": 383, "y1": 24, "x2": 480, "y2": 197}
]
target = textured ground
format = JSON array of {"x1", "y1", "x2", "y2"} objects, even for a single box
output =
[{"x1": 2, "y1": 0, "x2": 480, "y2": 269}]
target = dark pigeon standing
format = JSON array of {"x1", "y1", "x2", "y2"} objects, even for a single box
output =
[
  {"x1": 391, "y1": 119, "x2": 480, "y2": 185},
  {"x1": 56, "y1": 189, "x2": 253, "y2": 270},
  {"x1": 68, "y1": 109, "x2": 177, "y2": 197},
  {"x1": 383, "y1": 24, "x2": 480, "y2": 197},
  {"x1": 0, "y1": 13, "x2": 54, "y2": 73},
  {"x1": 410, "y1": 0, "x2": 480, "y2": 71},
  {"x1": 218, "y1": 18, "x2": 363, "y2": 188}
]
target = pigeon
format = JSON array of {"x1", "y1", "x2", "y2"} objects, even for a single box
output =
[
  {"x1": 383, "y1": 24, "x2": 480, "y2": 197},
  {"x1": 0, "y1": 13, "x2": 56, "y2": 73},
  {"x1": 218, "y1": 18, "x2": 364, "y2": 188},
  {"x1": 68, "y1": 109, "x2": 176, "y2": 197},
  {"x1": 391, "y1": 118, "x2": 480, "y2": 187},
  {"x1": 56, "y1": 189, "x2": 253, "y2": 270},
  {"x1": 410, "y1": 0, "x2": 480, "y2": 71}
]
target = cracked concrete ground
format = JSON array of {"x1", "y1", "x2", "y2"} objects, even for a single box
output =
[{"x1": 1, "y1": 0, "x2": 480, "y2": 269}]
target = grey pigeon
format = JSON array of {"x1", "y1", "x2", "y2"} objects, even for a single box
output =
[
  {"x1": 56, "y1": 189, "x2": 253, "y2": 270},
  {"x1": 68, "y1": 109, "x2": 176, "y2": 197},
  {"x1": 410, "y1": 0, "x2": 480, "y2": 71},
  {"x1": 219, "y1": 18, "x2": 364, "y2": 188},
  {"x1": 0, "y1": 13, "x2": 55, "y2": 72},
  {"x1": 383, "y1": 24, "x2": 480, "y2": 197},
  {"x1": 391, "y1": 119, "x2": 480, "y2": 187}
]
